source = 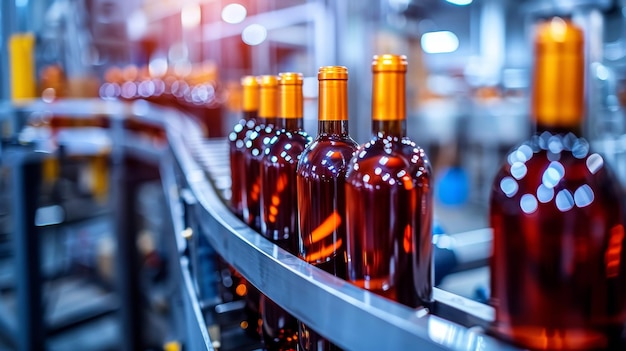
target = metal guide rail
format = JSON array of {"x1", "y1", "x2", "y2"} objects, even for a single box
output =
[{"x1": 1, "y1": 99, "x2": 522, "y2": 351}]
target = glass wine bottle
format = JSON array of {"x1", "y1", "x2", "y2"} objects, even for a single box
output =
[
  {"x1": 489, "y1": 17, "x2": 626, "y2": 350},
  {"x1": 227, "y1": 76, "x2": 263, "y2": 339},
  {"x1": 259, "y1": 72, "x2": 311, "y2": 351},
  {"x1": 345, "y1": 54, "x2": 433, "y2": 308},
  {"x1": 260, "y1": 72, "x2": 312, "y2": 248},
  {"x1": 297, "y1": 66, "x2": 358, "y2": 351},
  {"x1": 229, "y1": 75, "x2": 259, "y2": 218},
  {"x1": 243, "y1": 75, "x2": 278, "y2": 230}
]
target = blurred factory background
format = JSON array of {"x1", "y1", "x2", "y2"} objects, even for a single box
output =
[
  {"x1": 1, "y1": 0, "x2": 626, "y2": 350},
  {"x1": 4, "y1": 0, "x2": 626, "y2": 212}
]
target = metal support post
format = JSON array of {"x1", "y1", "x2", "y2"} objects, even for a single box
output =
[
  {"x1": 12, "y1": 150, "x2": 44, "y2": 351},
  {"x1": 111, "y1": 137, "x2": 161, "y2": 351}
]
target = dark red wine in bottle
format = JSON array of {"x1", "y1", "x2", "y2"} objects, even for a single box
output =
[
  {"x1": 489, "y1": 17, "x2": 626, "y2": 350},
  {"x1": 297, "y1": 66, "x2": 358, "y2": 351},
  {"x1": 242, "y1": 75, "x2": 278, "y2": 230},
  {"x1": 259, "y1": 72, "x2": 310, "y2": 351},
  {"x1": 345, "y1": 54, "x2": 433, "y2": 308},
  {"x1": 229, "y1": 75, "x2": 259, "y2": 218},
  {"x1": 260, "y1": 72, "x2": 312, "y2": 247}
]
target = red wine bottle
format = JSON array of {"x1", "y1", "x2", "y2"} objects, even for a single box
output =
[
  {"x1": 229, "y1": 75, "x2": 259, "y2": 218},
  {"x1": 259, "y1": 72, "x2": 310, "y2": 351},
  {"x1": 490, "y1": 17, "x2": 626, "y2": 350},
  {"x1": 345, "y1": 54, "x2": 433, "y2": 308},
  {"x1": 242, "y1": 75, "x2": 278, "y2": 230},
  {"x1": 297, "y1": 66, "x2": 358, "y2": 351}
]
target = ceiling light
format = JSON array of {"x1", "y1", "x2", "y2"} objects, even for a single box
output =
[
  {"x1": 421, "y1": 31, "x2": 459, "y2": 54},
  {"x1": 222, "y1": 3, "x2": 247, "y2": 24},
  {"x1": 446, "y1": 0, "x2": 472, "y2": 5},
  {"x1": 242, "y1": 24, "x2": 267, "y2": 46},
  {"x1": 181, "y1": 4, "x2": 201, "y2": 29}
]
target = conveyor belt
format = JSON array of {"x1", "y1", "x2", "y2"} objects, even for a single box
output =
[
  {"x1": 169, "y1": 123, "x2": 519, "y2": 350},
  {"x1": 1, "y1": 99, "x2": 522, "y2": 351}
]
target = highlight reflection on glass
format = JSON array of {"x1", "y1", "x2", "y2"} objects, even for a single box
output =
[
  {"x1": 573, "y1": 184, "x2": 593, "y2": 208},
  {"x1": 536, "y1": 184, "x2": 553, "y2": 203},
  {"x1": 519, "y1": 194, "x2": 537, "y2": 214},
  {"x1": 510, "y1": 162, "x2": 527, "y2": 180},
  {"x1": 586, "y1": 153, "x2": 604, "y2": 174},
  {"x1": 554, "y1": 189, "x2": 573, "y2": 212},
  {"x1": 499, "y1": 177, "x2": 518, "y2": 198}
]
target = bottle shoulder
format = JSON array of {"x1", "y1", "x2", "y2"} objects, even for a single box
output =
[
  {"x1": 229, "y1": 119, "x2": 255, "y2": 143},
  {"x1": 274, "y1": 129, "x2": 312, "y2": 142},
  {"x1": 346, "y1": 136, "x2": 432, "y2": 182},
  {"x1": 300, "y1": 134, "x2": 359, "y2": 156},
  {"x1": 491, "y1": 133, "x2": 624, "y2": 212},
  {"x1": 244, "y1": 124, "x2": 276, "y2": 152},
  {"x1": 304, "y1": 134, "x2": 359, "y2": 153},
  {"x1": 296, "y1": 134, "x2": 359, "y2": 177},
  {"x1": 496, "y1": 133, "x2": 612, "y2": 180},
  {"x1": 263, "y1": 130, "x2": 312, "y2": 165}
]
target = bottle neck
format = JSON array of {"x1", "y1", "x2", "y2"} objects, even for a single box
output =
[
  {"x1": 278, "y1": 117, "x2": 303, "y2": 132},
  {"x1": 535, "y1": 122, "x2": 582, "y2": 137},
  {"x1": 257, "y1": 116, "x2": 276, "y2": 127},
  {"x1": 318, "y1": 120, "x2": 349, "y2": 136},
  {"x1": 243, "y1": 110, "x2": 258, "y2": 121},
  {"x1": 372, "y1": 120, "x2": 406, "y2": 138}
]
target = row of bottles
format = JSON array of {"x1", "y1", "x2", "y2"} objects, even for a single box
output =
[
  {"x1": 101, "y1": 62, "x2": 225, "y2": 138},
  {"x1": 225, "y1": 16, "x2": 626, "y2": 351},
  {"x1": 228, "y1": 55, "x2": 432, "y2": 350}
]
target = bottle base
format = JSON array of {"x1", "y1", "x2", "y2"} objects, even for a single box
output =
[{"x1": 491, "y1": 323, "x2": 623, "y2": 350}]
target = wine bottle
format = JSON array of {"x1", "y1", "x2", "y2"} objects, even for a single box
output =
[
  {"x1": 226, "y1": 75, "x2": 262, "y2": 340},
  {"x1": 297, "y1": 66, "x2": 358, "y2": 351},
  {"x1": 259, "y1": 72, "x2": 310, "y2": 351},
  {"x1": 229, "y1": 75, "x2": 259, "y2": 218},
  {"x1": 243, "y1": 75, "x2": 278, "y2": 230},
  {"x1": 345, "y1": 54, "x2": 433, "y2": 308},
  {"x1": 489, "y1": 17, "x2": 626, "y2": 350},
  {"x1": 260, "y1": 72, "x2": 312, "y2": 249}
]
